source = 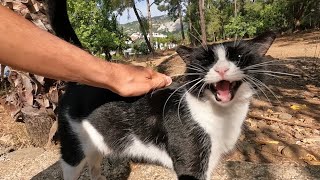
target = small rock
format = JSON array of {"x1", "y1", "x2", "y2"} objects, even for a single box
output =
[
  {"x1": 279, "y1": 112, "x2": 292, "y2": 120},
  {"x1": 295, "y1": 140, "x2": 303, "y2": 145}
]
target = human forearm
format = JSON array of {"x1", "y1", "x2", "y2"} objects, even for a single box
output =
[
  {"x1": 0, "y1": 6, "x2": 110, "y2": 87},
  {"x1": 0, "y1": 5, "x2": 171, "y2": 96}
]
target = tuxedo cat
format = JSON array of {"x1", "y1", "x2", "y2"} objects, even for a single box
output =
[{"x1": 57, "y1": 31, "x2": 276, "y2": 180}]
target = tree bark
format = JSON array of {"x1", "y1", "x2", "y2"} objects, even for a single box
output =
[
  {"x1": 178, "y1": 3, "x2": 185, "y2": 41},
  {"x1": 132, "y1": 0, "x2": 154, "y2": 53},
  {"x1": 219, "y1": 0, "x2": 225, "y2": 40},
  {"x1": 234, "y1": 0, "x2": 237, "y2": 17},
  {"x1": 187, "y1": 0, "x2": 196, "y2": 46},
  {"x1": 22, "y1": 107, "x2": 55, "y2": 147},
  {"x1": 146, "y1": 0, "x2": 153, "y2": 48},
  {"x1": 198, "y1": 0, "x2": 207, "y2": 46}
]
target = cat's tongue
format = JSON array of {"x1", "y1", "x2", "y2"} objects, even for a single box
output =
[{"x1": 216, "y1": 81, "x2": 231, "y2": 102}]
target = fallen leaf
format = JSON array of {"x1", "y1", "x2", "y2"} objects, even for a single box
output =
[{"x1": 290, "y1": 104, "x2": 307, "y2": 110}]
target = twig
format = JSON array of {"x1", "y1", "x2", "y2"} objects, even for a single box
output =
[{"x1": 249, "y1": 114, "x2": 320, "y2": 130}]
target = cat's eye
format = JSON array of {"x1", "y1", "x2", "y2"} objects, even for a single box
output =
[{"x1": 238, "y1": 54, "x2": 242, "y2": 59}]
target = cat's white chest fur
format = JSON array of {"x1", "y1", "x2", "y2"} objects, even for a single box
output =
[{"x1": 185, "y1": 85, "x2": 252, "y2": 180}]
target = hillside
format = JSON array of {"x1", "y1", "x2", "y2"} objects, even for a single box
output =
[{"x1": 120, "y1": 15, "x2": 183, "y2": 35}]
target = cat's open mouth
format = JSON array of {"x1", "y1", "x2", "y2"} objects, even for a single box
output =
[{"x1": 209, "y1": 80, "x2": 242, "y2": 103}]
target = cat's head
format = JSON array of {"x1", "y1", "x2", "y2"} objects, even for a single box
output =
[{"x1": 176, "y1": 31, "x2": 276, "y2": 106}]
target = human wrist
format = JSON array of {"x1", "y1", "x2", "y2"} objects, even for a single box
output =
[{"x1": 81, "y1": 56, "x2": 115, "y2": 90}]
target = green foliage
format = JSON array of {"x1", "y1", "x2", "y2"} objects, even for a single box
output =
[
  {"x1": 132, "y1": 40, "x2": 149, "y2": 55},
  {"x1": 225, "y1": 16, "x2": 258, "y2": 38},
  {"x1": 204, "y1": 0, "x2": 320, "y2": 40},
  {"x1": 67, "y1": 0, "x2": 129, "y2": 56},
  {"x1": 155, "y1": 0, "x2": 182, "y2": 20},
  {"x1": 67, "y1": 0, "x2": 320, "y2": 53}
]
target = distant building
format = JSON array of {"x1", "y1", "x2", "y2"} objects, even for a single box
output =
[
  {"x1": 148, "y1": 33, "x2": 167, "y2": 38},
  {"x1": 127, "y1": 32, "x2": 176, "y2": 53},
  {"x1": 130, "y1": 32, "x2": 142, "y2": 41},
  {"x1": 130, "y1": 32, "x2": 167, "y2": 41}
]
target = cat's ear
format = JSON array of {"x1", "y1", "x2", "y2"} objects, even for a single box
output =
[
  {"x1": 176, "y1": 45, "x2": 193, "y2": 63},
  {"x1": 249, "y1": 31, "x2": 276, "y2": 56}
]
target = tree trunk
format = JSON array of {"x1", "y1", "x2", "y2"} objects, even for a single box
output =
[
  {"x1": 198, "y1": 0, "x2": 207, "y2": 46},
  {"x1": 146, "y1": 0, "x2": 153, "y2": 48},
  {"x1": 22, "y1": 107, "x2": 55, "y2": 147},
  {"x1": 219, "y1": 0, "x2": 225, "y2": 40},
  {"x1": 234, "y1": 0, "x2": 237, "y2": 17},
  {"x1": 132, "y1": 0, "x2": 154, "y2": 53},
  {"x1": 178, "y1": 3, "x2": 185, "y2": 41},
  {"x1": 103, "y1": 47, "x2": 112, "y2": 61},
  {"x1": 187, "y1": 0, "x2": 196, "y2": 46}
]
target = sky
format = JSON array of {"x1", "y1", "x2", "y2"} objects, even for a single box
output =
[{"x1": 118, "y1": 0, "x2": 167, "y2": 24}]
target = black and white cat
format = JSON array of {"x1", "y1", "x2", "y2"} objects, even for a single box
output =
[{"x1": 58, "y1": 31, "x2": 276, "y2": 180}]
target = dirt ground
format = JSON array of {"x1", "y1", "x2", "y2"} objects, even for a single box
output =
[{"x1": 0, "y1": 30, "x2": 319, "y2": 179}]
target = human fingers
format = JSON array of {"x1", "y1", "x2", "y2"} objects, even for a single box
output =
[{"x1": 150, "y1": 71, "x2": 172, "y2": 90}]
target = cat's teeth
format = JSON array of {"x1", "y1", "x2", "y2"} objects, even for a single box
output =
[{"x1": 231, "y1": 82, "x2": 236, "y2": 88}]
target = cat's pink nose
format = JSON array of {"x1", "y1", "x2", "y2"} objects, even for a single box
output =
[{"x1": 215, "y1": 68, "x2": 229, "y2": 77}]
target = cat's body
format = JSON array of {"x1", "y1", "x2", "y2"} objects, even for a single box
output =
[
  {"x1": 59, "y1": 82, "x2": 251, "y2": 180},
  {"x1": 45, "y1": 0, "x2": 276, "y2": 179},
  {"x1": 58, "y1": 32, "x2": 276, "y2": 180}
]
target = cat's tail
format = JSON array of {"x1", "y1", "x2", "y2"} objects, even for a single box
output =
[{"x1": 44, "y1": 0, "x2": 82, "y2": 47}]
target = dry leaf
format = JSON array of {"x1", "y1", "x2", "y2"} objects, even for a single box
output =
[{"x1": 290, "y1": 104, "x2": 307, "y2": 110}]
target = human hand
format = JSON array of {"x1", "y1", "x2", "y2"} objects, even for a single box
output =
[{"x1": 106, "y1": 63, "x2": 172, "y2": 97}]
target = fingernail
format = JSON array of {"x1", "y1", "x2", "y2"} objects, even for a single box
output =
[{"x1": 165, "y1": 76, "x2": 172, "y2": 86}]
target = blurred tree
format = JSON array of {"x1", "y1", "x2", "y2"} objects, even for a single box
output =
[
  {"x1": 112, "y1": 0, "x2": 154, "y2": 53},
  {"x1": 146, "y1": 0, "x2": 153, "y2": 47},
  {"x1": 186, "y1": 0, "x2": 201, "y2": 46},
  {"x1": 204, "y1": 0, "x2": 319, "y2": 41},
  {"x1": 67, "y1": 0, "x2": 129, "y2": 60},
  {"x1": 198, "y1": 0, "x2": 207, "y2": 45},
  {"x1": 156, "y1": 0, "x2": 186, "y2": 41}
]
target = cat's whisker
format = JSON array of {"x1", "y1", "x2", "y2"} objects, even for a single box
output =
[
  {"x1": 162, "y1": 78, "x2": 201, "y2": 121},
  {"x1": 242, "y1": 59, "x2": 301, "y2": 70},
  {"x1": 191, "y1": 25, "x2": 208, "y2": 51},
  {"x1": 243, "y1": 63, "x2": 291, "y2": 70},
  {"x1": 189, "y1": 63, "x2": 208, "y2": 71},
  {"x1": 188, "y1": 31, "x2": 203, "y2": 47},
  {"x1": 263, "y1": 73, "x2": 283, "y2": 84},
  {"x1": 170, "y1": 73, "x2": 205, "y2": 78},
  {"x1": 186, "y1": 64, "x2": 206, "y2": 72},
  {"x1": 242, "y1": 79, "x2": 261, "y2": 100},
  {"x1": 233, "y1": 35, "x2": 243, "y2": 47},
  {"x1": 242, "y1": 61, "x2": 284, "y2": 70},
  {"x1": 248, "y1": 76, "x2": 281, "y2": 103},
  {"x1": 170, "y1": 65, "x2": 205, "y2": 73},
  {"x1": 169, "y1": 63, "x2": 208, "y2": 73},
  {"x1": 177, "y1": 79, "x2": 204, "y2": 123},
  {"x1": 247, "y1": 70, "x2": 300, "y2": 77},
  {"x1": 197, "y1": 83, "x2": 207, "y2": 99},
  {"x1": 244, "y1": 76, "x2": 271, "y2": 104}
]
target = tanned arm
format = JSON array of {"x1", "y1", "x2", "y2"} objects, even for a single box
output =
[{"x1": 0, "y1": 6, "x2": 171, "y2": 96}]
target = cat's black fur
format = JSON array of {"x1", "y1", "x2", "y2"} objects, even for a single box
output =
[
  {"x1": 57, "y1": 32, "x2": 275, "y2": 180},
  {"x1": 59, "y1": 82, "x2": 213, "y2": 179},
  {"x1": 45, "y1": 1, "x2": 276, "y2": 180}
]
